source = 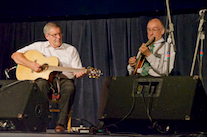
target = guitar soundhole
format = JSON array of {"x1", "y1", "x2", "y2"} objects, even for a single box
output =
[{"x1": 41, "y1": 63, "x2": 49, "y2": 71}]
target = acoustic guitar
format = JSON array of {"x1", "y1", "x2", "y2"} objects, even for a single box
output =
[
  {"x1": 16, "y1": 50, "x2": 103, "y2": 81},
  {"x1": 133, "y1": 37, "x2": 155, "y2": 75}
]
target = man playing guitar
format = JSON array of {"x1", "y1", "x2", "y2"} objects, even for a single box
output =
[{"x1": 11, "y1": 22, "x2": 85, "y2": 133}]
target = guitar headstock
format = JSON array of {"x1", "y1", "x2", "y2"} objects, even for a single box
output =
[{"x1": 86, "y1": 66, "x2": 103, "y2": 79}]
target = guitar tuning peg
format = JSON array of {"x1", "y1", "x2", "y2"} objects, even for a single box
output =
[{"x1": 86, "y1": 66, "x2": 103, "y2": 79}]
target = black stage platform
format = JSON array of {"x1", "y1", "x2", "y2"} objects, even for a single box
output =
[
  {"x1": 1, "y1": 77, "x2": 207, "y2": 136},
  {"x1": 0, "y1": 129, "x2": 207, "y2": 137}
]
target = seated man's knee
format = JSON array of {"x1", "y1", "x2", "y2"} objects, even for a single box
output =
[
  {"x1": 36, "y1": 78, "x2": 48, "y2": 87},
  {"x1": 62, "y1": 86, "x2": 75, "y2": 94}
]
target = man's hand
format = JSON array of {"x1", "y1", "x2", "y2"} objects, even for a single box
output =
[
  {"x1": 139, "y1": 43, "x2": 152, "y2": 57},
  {"x1": 29, "y1": 62, "x2": 42, "y2": 72},
  {"x1": 11, "y1": 52, "x2": 42, "y2": 72},
  {"x1": 128, "y1": 56, "x2": 137, "y2": 67},
  {"x1": 73, "y1": 67, "x2": 86, "y2": 78}
]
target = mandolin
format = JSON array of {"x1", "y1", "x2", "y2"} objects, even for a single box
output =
[{"x1": 133, "y1": 37, "x2": 155, "y2": 75}]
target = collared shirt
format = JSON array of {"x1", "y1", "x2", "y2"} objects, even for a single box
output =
[
  {"x1": 17, "y1": 41, "x2": 83, "y2": 79},
  {"x1": 127, "y1": 38, "x2": 175, "y2": 77}
]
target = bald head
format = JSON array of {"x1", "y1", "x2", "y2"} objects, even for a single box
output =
[
  {"x1": 148, "y1": 18, "x2": 164, "y2": 28},
  {"x1": 147, "y1": 18, "x2": 165, "y2": 42}
]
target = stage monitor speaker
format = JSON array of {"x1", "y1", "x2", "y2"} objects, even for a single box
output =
[
  {"x1": 0, "y1": 80, "x2": 51, "y2": 132},
  {"x1": 103, "y1": 76, "x2": 207, "y2": 132}
]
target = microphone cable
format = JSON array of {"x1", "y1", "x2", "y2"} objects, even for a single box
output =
[
  {"x1": 140, "y1": 84, "x2": 171, "y2": 134},
  {"x1": 0, "y1": 80, "x2": 26, "y2": 93}
]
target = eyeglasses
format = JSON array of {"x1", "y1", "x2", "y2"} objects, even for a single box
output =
[
  {"x1": 48, "y1": 33, "x2": 63, "y2": 38},
  {"x1": 147, "y1": 27, "x2": 163, "y2": 33}
]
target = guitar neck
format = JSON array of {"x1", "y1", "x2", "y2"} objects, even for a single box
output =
[{"x1": 48, "y1": 66, "x2": 87, "y2": 73}]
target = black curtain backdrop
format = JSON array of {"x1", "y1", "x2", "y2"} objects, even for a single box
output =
[{"x1": 0, "y1": 13, "x2": 206, "y2": 127}]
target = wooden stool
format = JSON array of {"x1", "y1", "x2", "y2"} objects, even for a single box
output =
[{"x1": 67, "y1": 109, "x2": 72, "y2": 132}]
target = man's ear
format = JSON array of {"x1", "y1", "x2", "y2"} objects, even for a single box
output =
[
  {"x1": 45, "y1": 34, "x2": 49, "y2": 40},
  {"x1": 162, "y1": 27, "x2": 165, "y2": 35},
  {"x1": 161, "y1": 28, "x2": 165, "y2": 35}
]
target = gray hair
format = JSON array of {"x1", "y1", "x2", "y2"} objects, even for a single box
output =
[{"x1": 43, "y1": 22, "x2": 61, "y2": 34}]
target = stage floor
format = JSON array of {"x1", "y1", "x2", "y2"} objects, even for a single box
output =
[{"x1": 0, "y1": 129, "x2": 206, "y2": 137}]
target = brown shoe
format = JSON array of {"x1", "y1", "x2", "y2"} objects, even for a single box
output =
[{"x1": 55, "y1": 125, "x2": 65, "y2": 133}]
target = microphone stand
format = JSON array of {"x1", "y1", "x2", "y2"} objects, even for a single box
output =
[
  {"x1": 190, "y1": 10, "x2": 206, "y2": 83},
  {"x1": 165, "y1": 0, "x2": 176, "y2": 76}
]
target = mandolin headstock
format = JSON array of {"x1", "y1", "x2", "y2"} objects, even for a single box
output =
[{"x1": 86, "y1": 66, "x2": 103, "y2": 79}]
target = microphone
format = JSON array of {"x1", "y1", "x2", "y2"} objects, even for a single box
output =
[
  {"x1": 4, "y1": 69, "x2": 10, "y2": 79},
  {"x1": 145, "y1": 37, "x2": 155, "y2": 47},
  {"x1": 4, "y1": 66, "x2": 17, "y2": 79},
  {"x1": 199, "y1": 9, "x2": 207, "y2": 16}
]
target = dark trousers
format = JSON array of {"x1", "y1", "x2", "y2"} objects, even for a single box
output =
[{"x1": 35, "y1": 77, "x2": 75, "y2": 126}]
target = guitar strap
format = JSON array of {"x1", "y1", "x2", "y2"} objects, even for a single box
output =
[
  {"x1": 56, "y1": 76, "x2": 61, "y2": 99},
  {"x1": 133, "y1": 41, "x2": 165, "y2": 75},
  {"x1": 51, "y1": 73, "x2": 61, "y2": 102},
  {"x1": 152, "y1": 41, "x2": 165, "y2": 58},
  {"x1": 150, "y1": 41, "x2": 167, "y2": 76}
]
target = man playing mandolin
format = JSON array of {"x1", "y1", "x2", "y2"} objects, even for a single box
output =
[
  {"x1": 98, "y1": 18, "x2": 175, "y2": 124},
  {"x1": 128, "y1": 18, "x2": 175, "y2": 76},
  {"x1": 11, "y1": 22, "x2": 85, "y2": 132}
]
